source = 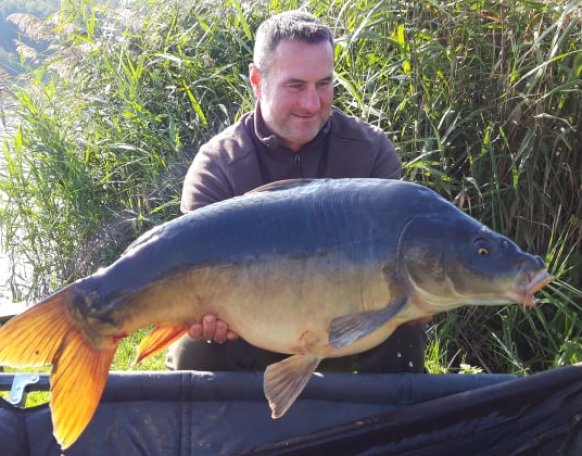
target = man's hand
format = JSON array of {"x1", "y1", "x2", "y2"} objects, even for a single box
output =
[{"x1": 188, "y1": 314, "x2": 239, "y2": 343}]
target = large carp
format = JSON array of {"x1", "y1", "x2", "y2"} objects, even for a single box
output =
[{"x1": 0, "y1": 178, "x2": 553, "y2": 449}]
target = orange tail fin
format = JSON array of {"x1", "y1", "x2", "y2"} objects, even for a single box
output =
[
  {"x1": 51, "y1": 329, "x2": 117, "y2": 449},
  {"x1": 0, "y1": 286, "x2": 73, "y2": 367},
  {"x1": 0, "y1": 284, "x2": 118, "y2": 449},
  {"x1": 133, "y1": 325, "x2": 188, "y2": 365}
]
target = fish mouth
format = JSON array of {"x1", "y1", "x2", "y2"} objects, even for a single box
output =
[{"x1": 511, "y1": 269, "x2": 554, "y2": 308}]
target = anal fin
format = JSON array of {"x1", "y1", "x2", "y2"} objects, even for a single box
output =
[
  {"x1": 51, "y1": 330, "x2": 118, "y2": 449},
  {"x1": 133, "y1": 325, "x2": 188, "y2": 365},
  {"x1": 329, "y1": 296, "x2": 408, "y2": 348},
  {"x1": 264, "y1": 354, "x2": 321, "y2": 419}
]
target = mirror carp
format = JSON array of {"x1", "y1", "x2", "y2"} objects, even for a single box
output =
[{"x1": 0, "y1": 178, "x2": 553, "y2": 449}]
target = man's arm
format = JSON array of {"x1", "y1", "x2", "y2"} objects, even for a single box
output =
[
  {"x1": 181, "y1": 145, "x2": 235, "y2": 212},
  {"x1": 370, "y1": 133, "x2": 402, "y2": 180}
]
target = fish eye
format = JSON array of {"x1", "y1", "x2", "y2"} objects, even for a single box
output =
[{"x1": 474, "y1": 239, "x2": 490, "y2": 256}]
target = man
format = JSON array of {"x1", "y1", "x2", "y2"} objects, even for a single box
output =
[{"x1": 166, "y1": 11, "x2": 426, "y2": 373}]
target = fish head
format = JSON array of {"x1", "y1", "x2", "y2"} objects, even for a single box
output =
[{"x1": 398, "y1": 213, "x2": 554, "y2": 313}]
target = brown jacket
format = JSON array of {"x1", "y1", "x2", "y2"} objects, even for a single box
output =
[{"x1": 181, "y1": 106, "x2": 401, "y2": 212}]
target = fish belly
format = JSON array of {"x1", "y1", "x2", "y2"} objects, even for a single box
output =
[
  {"x1": 100, "y1": 249, "x2": 402, "y2": 359},
  {"x1": 203, "y1": 255, "x2": 395, "y2": 357}
]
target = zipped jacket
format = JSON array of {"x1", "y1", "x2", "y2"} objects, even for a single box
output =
[{"x1": 181, "y1": 105, "x2": 402, "y2": 211}]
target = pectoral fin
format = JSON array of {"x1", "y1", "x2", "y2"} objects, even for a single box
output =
[
  {"x1": 329, "y1": 296, "x2": 408, "y2": 348},
  {"x1": 264, "y1": 354, "x2": 321, "y2": 419}
]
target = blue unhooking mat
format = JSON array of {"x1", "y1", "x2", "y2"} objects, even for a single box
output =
[{"x1": 1, "y1": 364, "x2": 581, "y2": 455}]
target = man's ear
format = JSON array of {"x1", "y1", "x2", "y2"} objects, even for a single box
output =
[{"x1": 249, "y1": 63, "x2": 262, "y2": 97}]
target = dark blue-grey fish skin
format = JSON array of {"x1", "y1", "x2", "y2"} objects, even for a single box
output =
[
  {"x1": 74, "y1": 180, "x2": 452, "y2": 311},
  {"x1": 71, "y1": 178, "x2": 544, "y2": 325}
]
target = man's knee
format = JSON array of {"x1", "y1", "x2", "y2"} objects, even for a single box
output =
[
  {"x1": 166, "y1": 336, "x2": 234, "y2": 371},
  {"x1": 166, "y1": 336, "x2": 278, "y2": 371}
]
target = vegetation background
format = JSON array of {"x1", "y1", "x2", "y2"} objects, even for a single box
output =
[
  {"x1": 0, "y1": 0, "x2": 59, "y2": 75},
  {"x1": 0, "y1": 0, "x2": 580, "y2": 375}
]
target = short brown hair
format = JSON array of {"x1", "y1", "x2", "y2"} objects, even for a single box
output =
[{"x1": 253, "y1": 11, "x2": 334, "y2": 73}]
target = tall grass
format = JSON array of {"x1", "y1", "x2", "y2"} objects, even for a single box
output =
[{"x1": 0, "y1": 0, "x2": 580, "y2": 373}]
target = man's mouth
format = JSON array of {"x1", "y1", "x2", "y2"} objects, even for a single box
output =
[{"x1": 293, "y1": 113, "x2": 316, "y2": 119}]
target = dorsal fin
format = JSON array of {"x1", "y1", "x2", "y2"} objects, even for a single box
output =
[{"x1": 248, "y1": 178, "x2": 317, "y2": 194}]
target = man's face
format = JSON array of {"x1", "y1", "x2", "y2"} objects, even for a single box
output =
[{"x1": 250, "y1": 39, "x2": 334, "y2": 152}]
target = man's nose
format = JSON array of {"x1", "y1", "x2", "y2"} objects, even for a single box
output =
[{"x1": 300, "y1": 87, "x2": 321, "y2": 112}]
